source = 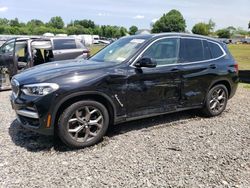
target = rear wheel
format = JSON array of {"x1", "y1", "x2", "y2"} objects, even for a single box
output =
[
  {"x1": 58, "y1": 100, "x2": 109, "y2": 148},
  {"x1": 202, "y1": 84, "x2": 228, "y2": 117}
]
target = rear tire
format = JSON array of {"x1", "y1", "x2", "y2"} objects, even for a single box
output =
[
  {"x1": 201, "y1": 84, "x2": 228, "y2": 117},
  {"x1": 57, "y1": 100, "x2": 109, "y2": 149}
]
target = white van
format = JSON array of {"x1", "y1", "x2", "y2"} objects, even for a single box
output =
[{"x1": 79, "y1": 35, "x2": 93, "y2": 46}]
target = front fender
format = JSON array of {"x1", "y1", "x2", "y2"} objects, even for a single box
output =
[{"x1": 50, "y1": 91, "x2": 118, "y2": 129}]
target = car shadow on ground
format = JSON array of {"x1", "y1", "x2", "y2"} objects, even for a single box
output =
[{"x1": 9, "y1": 110, "x2": 199, "y2": 152}]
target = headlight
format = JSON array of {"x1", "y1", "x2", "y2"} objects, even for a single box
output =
[{"x1": 21, "y1": 83, "x2": 59, "y2": 96}]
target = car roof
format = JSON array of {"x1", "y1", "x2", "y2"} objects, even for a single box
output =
[
  {"x1": 127, "y1": 32, "x2": 222, "y2": 44},
  {"x1": 7, "y1": 36, "x2": 77, "y2": 42},
  {"x1": 50, "y1": 37, "x2": 77, "y2": 40},
  {"x1": 6, "y1": 37, "x2": 47, "y2": 42}
]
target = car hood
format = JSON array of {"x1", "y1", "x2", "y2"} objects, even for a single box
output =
[{"x1": 14, "y1": 59, "x2": 115, "y2": 85}]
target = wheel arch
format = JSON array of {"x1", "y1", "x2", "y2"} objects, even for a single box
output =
[
  {"x1": 208, "y1": 79, "x2": 232, "y2": 97},
  {"x1": 52, "y1": 91, "x2": 116, "y2": 129}
]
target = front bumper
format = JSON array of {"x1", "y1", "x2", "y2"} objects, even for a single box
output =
[{"x1": 10, "y1": 92, "x2": 55, "y2": 135}]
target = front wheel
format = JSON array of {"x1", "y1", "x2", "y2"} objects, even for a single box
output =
[
  {"x1": 57, "y1": 100, "x2": 109, "y2": 149},
  {"x1": 202, "y1": 84, "x2": 228, "y2": 117}
]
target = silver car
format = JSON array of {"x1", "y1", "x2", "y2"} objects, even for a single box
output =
[{"x1": 51, "y1": 37, "x2": 90, "y2": 61}]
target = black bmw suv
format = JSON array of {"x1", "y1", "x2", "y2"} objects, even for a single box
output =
[{"x1": 10, "y1": 33, "x2": 238, "y2": 148}]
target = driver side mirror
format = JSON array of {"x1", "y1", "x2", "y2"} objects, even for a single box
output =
[{"x1": 134, "y1": 57, "x2": 157, "y2": 68}]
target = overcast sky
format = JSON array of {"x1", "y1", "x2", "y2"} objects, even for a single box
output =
[{"x1": 0, "y1": 0, "x2": 249, "y2": 31}]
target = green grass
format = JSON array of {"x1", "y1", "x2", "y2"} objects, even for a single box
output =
[
  {"x1": 89, "y1": 44, "x2": 250, "y2": 70},
  {"x1": 89, "y1": 45, "x2": 105, "y2": 56},
  {"x1": 240, "y1": 83, "x2": 250, "y2": 89},
  {"x1": 228, "y1": 44, "x2": 250, "y2": 70}
]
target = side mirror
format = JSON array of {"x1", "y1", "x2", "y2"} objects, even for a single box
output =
[{"x1": 135, "y1": 57, "x2": 157, "y2": 68}]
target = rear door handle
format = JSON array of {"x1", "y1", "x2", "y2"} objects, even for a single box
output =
[
  {"x1": 171, "y1": 68, "x2": 179, "y2": 72},
  {"x1": 209, "y1": 64, "x2": 217, "y2": 69}
]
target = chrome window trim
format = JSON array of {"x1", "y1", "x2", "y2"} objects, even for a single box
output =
[{"x1": 130, "y1": 36, "x2": 227, "y2": 68}]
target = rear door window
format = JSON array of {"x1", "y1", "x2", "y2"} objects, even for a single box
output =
[
  {"x1": 208, "y1": 41, "x2": 224, "y2": 58},
  {"x1": 179, "y1": 38, "x2": 204, "y2": 63},
  {"x1": 53, "y1": 39, "x2": 76, "y2": 50}
]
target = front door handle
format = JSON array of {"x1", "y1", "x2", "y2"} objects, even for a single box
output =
[{"x1": 209, "y1": 64, "x2": 217, "y2": 69}]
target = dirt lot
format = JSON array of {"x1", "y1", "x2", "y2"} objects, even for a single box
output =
[{"x1": 0, "y1": 86, "x2": 249, "y2": 187}]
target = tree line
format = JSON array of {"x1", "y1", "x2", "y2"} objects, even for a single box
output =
[
  {"x1": 151, "y1": 9, "x2": 250, "y2": 38},
  {"x1": 0, "y1": 11, "x2": 249, "y2": 38},
  {"x1": 0, "y1": 16, "x2": 138, "y2": 38}
]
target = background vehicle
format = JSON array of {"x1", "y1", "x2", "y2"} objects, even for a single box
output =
[
  {"x1": 92, "y1": 35, "x2": 100, "y2": 44},
  {"x1": 98, "y1": 37, "x2": 111, "y2": 45},
  {"x1": 78, "y1": 34, "x2": 93, "y2": 46},
  {"x1": 10, "y1": 33, "x2": 239, "y2": 148},
  {"x1": 218, "y1": 38, "x2": 232, "y2": 44},
  {"x1": 242, "y1": 38, "x2": 250, "y2": 44},
  {"x1": 0, "y1": 37, "x2": 52, "y2": 90},
  {"x1": 0, "y1": 37, "x2": 89, "y2": 90},
  {"x1": 51, "y1": 37, "x2": 90, "y2": 61}
]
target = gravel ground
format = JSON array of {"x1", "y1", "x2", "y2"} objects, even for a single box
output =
[{"x1": 0, "y1": 86, "x2": 249, "y2": 188}]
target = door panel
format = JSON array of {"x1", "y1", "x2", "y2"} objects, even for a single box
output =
[
  {"x1": 14, "y1": 41, "x2": 29, "y2": 73},
  {"x1": 180, "y1": 62, "x2": 214, "y2": 106},
  {"x1": 1, "y1": 53, "x2": 16, "y2": 77},
  {"x1": 126, "y1": 37, "x2": 181, "y2": 118},
  {"x1": 0, "y1": 39, "x2": 16, "y2": 77},
  {"x1": 52, "y1": 38, "x2": 79, "y2": 61},
  {"x1": 179, "y1": 38, "x2": 219, "y2": 107},
  {"x1": 126, "y1": 65, "x2": 181, "y2": 118},
  {"x1": 53, "y1": 49, "x2": 82, "y2": 61}
]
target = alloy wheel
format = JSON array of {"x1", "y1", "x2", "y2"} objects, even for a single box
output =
[
  {"x1": 67, "y1": 106, "x2": 104, "y2": 143},
  {"x1": 209, "y1": 88, "x2": 226, "y2": 113}
]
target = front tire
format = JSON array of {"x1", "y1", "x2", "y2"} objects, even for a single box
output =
[
  {"x1": 57, "y1": 100, "x2": 109, "y2": 149},
  {"x1": 202, "y1": 84, "x2": 228, "y2": 117}
]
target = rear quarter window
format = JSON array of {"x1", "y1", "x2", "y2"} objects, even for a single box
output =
[
  {"x1": 53, "y1": 39, "x2": 77, "y2": 50},
  {"x1": 208, "y1": 41, "x2": 224, "y2": 58}
]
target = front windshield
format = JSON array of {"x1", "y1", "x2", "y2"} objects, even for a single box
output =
[{"x1": 90, "y1": 37, "x2": 147, "y2": 63}]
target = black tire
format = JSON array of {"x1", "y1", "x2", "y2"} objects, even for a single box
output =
[
  {"x1": 57, "y1": 100, "x2": 109, "y2": 149},
  {"x1": 201, "y1": 84, "x2": 228, "y2": 117}
]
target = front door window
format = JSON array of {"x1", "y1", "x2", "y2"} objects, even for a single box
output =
[{"x1": 142, "y1": 38, "x2": 179, "y2": 66}]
